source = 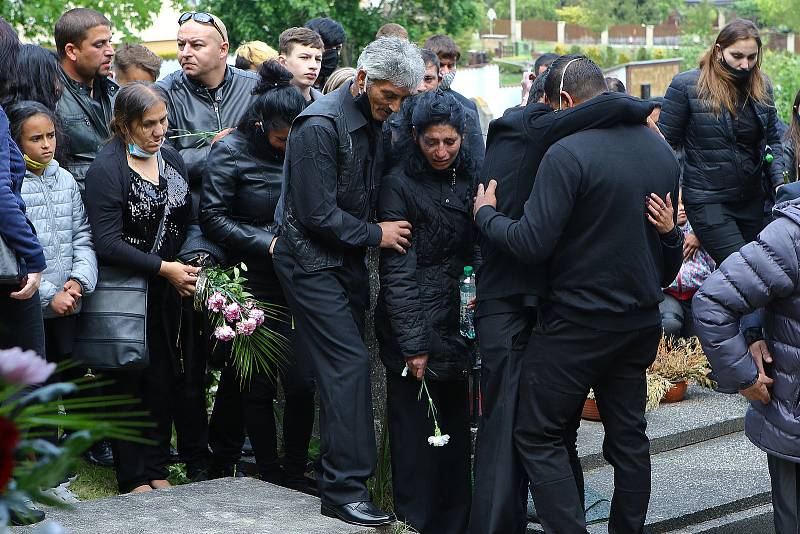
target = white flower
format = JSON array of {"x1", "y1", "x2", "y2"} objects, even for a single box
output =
[
  {"x1": 401, "y1": 365, "x2": 409, "y2": 377},
  {"x1": 427, "y1": 434, "x2": 450, "y2": 447}
]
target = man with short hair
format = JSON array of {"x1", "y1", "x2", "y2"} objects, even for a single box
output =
[
  {"x1": 52, "y1": 7, "x2": 117, "y2": 469},
  {"x1": 376, "y1": 23, "x2": 408, "y2": 40},
  {"x1": 273, "y1": 36, "x2": 424, "y2": 527},
  {"x1": 305, "y1": 17, "x2": 346, "y2": 90},
  {"x1": 474, "y1": 55, "x2": 683, "y2": 533},
  {"x1": 157, "y1": 12, "x2": 258, "y2": 193},
  {"x1": 54, "y1": 8, "x2": 117, "y2": 192},
  {"x1": 423, "y1": 34, "x2": 484, "y2": 166},
  {"x1": 114, "y1": 43, "x2": 162, "y2": 84},
  {"x1": 278, "y1": 27, "x2": 324, "y2": 104},
  {"x1": 156, "y1": 11, "x2": 258, "y2": 482}
]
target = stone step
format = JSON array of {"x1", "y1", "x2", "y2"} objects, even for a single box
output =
[
  {"x1": 13, "y1": 477, "x2": 379, "y2": 534},
  {"x1": 578, "y1": 385, "x2": 748, "y2": 470},
  {"x1": 664, "y1": 503, "x2": 774, "y2": 533},
  {"x1": 528, "y1": 432, "x2": 771, "y2": 533}
]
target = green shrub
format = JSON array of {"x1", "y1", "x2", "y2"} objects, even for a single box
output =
[{"x1": 636, "y1": 47, "x2": 650, "y2": 61}]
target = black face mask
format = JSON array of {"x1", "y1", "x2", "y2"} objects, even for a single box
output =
[
  {"x1": 321, "y1": 49, "x2": 340, "y2": 80},
  {"x1": 720, "y1": 57, "x2": 752, "y2": 82}
]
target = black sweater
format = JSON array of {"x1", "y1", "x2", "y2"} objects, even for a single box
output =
[
  {"x1": 476, "y1": 124, "x2": 683, "y2": 331},
  {"x1": 84, "y1": 138, "x2": 192, "y2": 276},
  {"x1": 477, "y1": 93, "x2": 657, "y2": 311}
]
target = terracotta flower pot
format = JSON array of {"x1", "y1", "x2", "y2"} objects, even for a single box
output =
[
  {"x1": 581, "y1": 398, "x2": 601, "y2": 422},
  {"x1": 662, "y1": 380, "x2": 688, "y2": 404}
]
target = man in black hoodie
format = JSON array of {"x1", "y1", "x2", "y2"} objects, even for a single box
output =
[
  {"x1": 469, "y1": 67, "x2": 660, "y2": 534},
  {"x1": 474, "y1": 55, "x2": 683, "y2": 534}
]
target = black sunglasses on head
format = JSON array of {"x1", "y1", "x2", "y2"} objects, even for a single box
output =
[{"x1": 179, "y1": 12, "x2": 226, "y2": 41}]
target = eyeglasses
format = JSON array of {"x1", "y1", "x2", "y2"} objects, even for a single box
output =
[{"x1": 178, "y1": 12, "x2": 226, "y2": 42}]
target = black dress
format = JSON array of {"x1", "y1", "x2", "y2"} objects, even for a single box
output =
[{"x1": 84, "y1": 139, "x2": 191, "y2": 492}]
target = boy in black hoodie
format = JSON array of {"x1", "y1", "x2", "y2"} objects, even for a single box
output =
[{"x1": 474, "y1": 55, "x2": 682, "y2": 534}]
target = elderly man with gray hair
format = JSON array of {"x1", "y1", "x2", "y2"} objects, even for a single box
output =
[{"x1": 274, "y1": 37, "x2": 424, "y2": 527}]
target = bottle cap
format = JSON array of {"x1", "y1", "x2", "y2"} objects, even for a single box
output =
[{"x1": 464, "y1": 266, "x2": 473, "y2": 276}]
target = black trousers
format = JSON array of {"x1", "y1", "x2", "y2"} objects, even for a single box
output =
[
  {"x1": 515, "y1": 308, "x2": 661, "y2": 534},
  {"x1": 469, "y1": 308, "x2": 536, "y2": 534},
  {"x1": 209, "y1": 313, "x2": 315, "y2": 482},
  {"x1": 684, "y1": 197, "x2": 764, "y2": 265},
  {"x1": 768, "y1": 453, "x2": 800, "y2": 534},
  {"x1": 172, "y1": 301, "x2": 211, "y2": 471},
  {"x1": 274, "y1": 242, "x2": 375, "y2": 505},
  {"x1": 0, "y1": 291, "x2": 44, "y2": 356},
  {"x1": 386, "y1": 371, "x2": 471, "y2": 534},
  {"x1": 105, "y1": 281, "x2": 180, "y2": 493}
]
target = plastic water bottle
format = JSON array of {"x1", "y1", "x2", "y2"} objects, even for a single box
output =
[{"x1": 460, "y1": 266, "x2": 476, "y2": 340}]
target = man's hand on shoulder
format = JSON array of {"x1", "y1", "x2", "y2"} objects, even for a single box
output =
[
  {"x1": 378, "y1": 221, "x2": 412, "y2": 254},
  {"x1": 473, "y1": 180, "x2": 498, "y2": 221}
]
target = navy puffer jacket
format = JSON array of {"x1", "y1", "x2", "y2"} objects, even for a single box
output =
[
  {"x1": 659, "y1": 69, "x2": 784, "y2": 205},
  {"x1": 694, "y1": 199, "x2": 800, "y2": 461}
]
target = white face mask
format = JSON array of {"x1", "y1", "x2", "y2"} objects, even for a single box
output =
[{"x1": 440, "y1": 71, "x2": 456, "y2": 91}]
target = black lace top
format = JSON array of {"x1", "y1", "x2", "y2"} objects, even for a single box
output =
[{"x1": 124, "y1": 161, "x2": 191, "y2": 261}]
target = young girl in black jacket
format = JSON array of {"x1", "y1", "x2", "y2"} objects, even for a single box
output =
[
  {"x1": 201, "y1": 61, "x2": 314, "y2": 488},
  {"x1": 376, "y1": 90, "x2": 476, "y2": 534}
]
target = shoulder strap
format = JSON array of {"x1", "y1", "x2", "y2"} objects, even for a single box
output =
[{"x1": 149, "y1": 153, "x2": 169, "y2": 255}]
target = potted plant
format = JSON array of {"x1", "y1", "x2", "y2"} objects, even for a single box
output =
[{"x1": 646, "y1": 336, "x2": 715, "y2": 410}]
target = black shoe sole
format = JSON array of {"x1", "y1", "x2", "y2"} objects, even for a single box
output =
[{"x1": 320, "y1": 504, "x2": 394, "y2": 527}]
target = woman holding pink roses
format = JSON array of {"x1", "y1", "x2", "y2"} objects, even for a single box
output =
[
  {"x1": 83, "y1": 82, "x2": 198, "y2": 493},
  {"x1": 200, "y1": 61, "x2": 315, "y2": 489}
]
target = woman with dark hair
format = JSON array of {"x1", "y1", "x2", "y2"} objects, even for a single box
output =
[
  {"x1": 83, "y1": 81, "x2": 199, "y2": 494},
  {"x1": 0, "y1": 17, "x2": 46, "y2": 358},
  {"x1": 659, "y1": 19, "x2": 784, "y2": 265},
  {"x1": 201, "y1": 60, "x2": 314, "y2": 488},
  {"x1": 15, "y1": 45, "x2": 63, "y2": 111},
  {"x1": 375, "y1": 89, "x2": 475, "y2": 533}
]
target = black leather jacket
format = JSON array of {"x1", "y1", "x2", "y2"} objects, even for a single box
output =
[
  {"x1": 375, "y1": 156, "x2": 475, "y2": 380},
  {"x1": 200, "y1": 130, "x2": 281, "y2": 265},
  {"x1": 279, "y1": 82, "x2": 384, "y2": 272},
  {"x1": 659, "y1": 69, "x2": 784, "y2": 204},
  {"x1": 56, "y1": 68, "x2": 118, "y2": 190},
  {"x1": 157, "y1": 66, "x2": 258, "y2": 191}
]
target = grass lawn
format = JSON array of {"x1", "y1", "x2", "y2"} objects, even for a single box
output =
[{"x1": 69, "y1": 460, "x2": 191, "y2": 501}]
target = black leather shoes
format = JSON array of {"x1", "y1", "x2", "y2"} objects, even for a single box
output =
[
  {"x1": 84, "y1": 439, "x2": 114, "y2": 467},
  {"x1": 321, "y1": 500, "x2": 394, "y2": 527},
  {"x1": 10, "y1": 506, "x2": 45, "y2": 526}
]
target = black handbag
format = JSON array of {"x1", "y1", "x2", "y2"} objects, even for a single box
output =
[
  {"x1": 0, "y1": 235, "x2": 22, "y2": 285},
  {"x1": 73, "y1": 207, "x2": 168, "y2": 370}
]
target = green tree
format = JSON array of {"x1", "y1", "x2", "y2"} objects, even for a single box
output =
[
  {"x1": 678, "y1": 0, "x2": 717, "y2": 45},
  {"x1": 1, "y1": 0, "x2": 177, "y2": 43},
  {"x1": 491, "y1": 0, "x2": 561, "y2": 21},
  {"x1": 732, "y1": 0, "x2": 800, "y2": 32},
  {"x1": 197, "y1": 0, "x2": 482, "y2": 63}
]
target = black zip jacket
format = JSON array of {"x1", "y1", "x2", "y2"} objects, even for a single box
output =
[
  {"x1": 476, "y1": 124, "x2": 683, "y2": 332},
  {"x1": 157, "y1": 66, "x2": 258, "y2": 191},
  {"x1": 658, "y1": 69, "x2": 784, "y2": 204},
  {"x1": 200, "y1": 130, "x2": 283, "y2": 293},
  {"x1": 477, "y1": 93, "x2": 658, "y2": 309},
  {"x1": 56, "y1": 69, "x2": 118, "y2": 190},
  {"x1": 376, "y1": 156, "x2": 475, "y2": 379}
]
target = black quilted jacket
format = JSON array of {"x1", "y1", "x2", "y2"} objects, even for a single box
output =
[
  {"x1": 375, "y1": 156, "x2": 475, "y2": 380},
  {"x1": 659, "y1": 69, "x2": 784, "y2": 204}
]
